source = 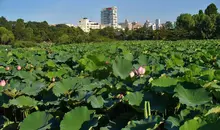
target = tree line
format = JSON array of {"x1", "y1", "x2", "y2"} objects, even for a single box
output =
[{"x1": 0, "y1": 3, "x2": 219, "y2": 47}]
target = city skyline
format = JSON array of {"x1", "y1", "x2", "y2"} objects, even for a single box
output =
[{"x1": 0, "y1": 0, "x2": 219, "y2": 25}]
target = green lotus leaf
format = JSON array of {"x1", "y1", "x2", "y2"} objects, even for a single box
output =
[
  {"x1": 9, "y1": 96, "x2": 38, "y2": 108},
  {"x1": 19, "y1": 111, "x2": 54, "y2": 130},
  {"x1": 52, "y1": 77, "x2": 79, "y2": 96},
  {"x1": 151, "y1": 77, "x2": 178, "y2": 87},
  {"x1": 123, "y1": 52, "x2": 133, "y2": 61},
  {"x1": 9, "y1": 79, "x2": 26, "y2": 91},
  {"x1": 216, "y1": 60, "x2": 220, "y2": 68},
  {"x1": 138, "y1": 55, "x2": 148, "y2": 66},
  {"x1": 87, "y1": 95, "x2": 104, "y2": 108},
  {"x1": 171, "y1": 55, "x2": 184, "y2": 67},
  {"x1": 124, "y1": 92, "x2": 144, "y2": 106},
  {"x1": 174, "y1": 85, "x2": 211, "y2": 106},
  {"x1": 22, "y1": 81, "x2": 46, "y2": 96},
  {"x1": 46, "y1": 60, "x2": 56, "y2": 67},
  {"x1": 122, "y1": 116, "x2": 162, "y2": 130},
  {"x1": 14, "y1": 71, "x2": 36, "y2": 83},
  {"x1": 55, "y1": 53, "x2": 71, "y2": 62},
  {"x1": 180, "y1": 118, "x2": 206, "y2": 130},
  {"x1": 60, "y1": 106, "x2": 95, "y2": 130},
  {"x1": 205, "y1": 106, "x2": 220, "y2": 116},
  {"x1": 0, "y1": 67, "x2": 7, "y2": 74},
  {"x1": 165, "y1": 116, "x2": 180, "y2": 130},
  {"x1": 198, "y1": 119, "x2": 220, "y2": 130},
  {"x1": 112, "y1": 57, "x2": 132, "y2": 79}
]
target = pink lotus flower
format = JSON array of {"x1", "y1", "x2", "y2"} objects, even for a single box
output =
[
  {"x1": 0, "y1": 80, "x2": 6, "y2": 87},
  {"x1": 130, "y1": 71, "x2": 135, "y2": 78},
  {"x1": 17, "y1": 65, "x2": 21, "y2": 70},
  {"x1": 138, "y1": 66, "x2": 145, "y2": 75}
]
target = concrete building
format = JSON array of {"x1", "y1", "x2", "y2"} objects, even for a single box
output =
[
  {"x1": 101, "y1": 6, "x2": 118, "y2": 28},
  {"x1": 155, "y1": 19, "x2": 161, "y2": 30},
  {"x1": 152, "y1": 23, "x2": 156, "y2": 30},
  {"x1": 132, "y1": 22, "x2": 143, "y2": 30},
  {"x1": 65, "y1": 24, "x2": 75, "y2": 27},
  {"x1": 119, "y1": 19, "x2": 132, "y2": 30},
  {"x1": 144, "y1": 20, "x2": 153, "y2": 28},
  {"x1": 172, "y1": 22, "x2": 176, "y2": 29},
  {"x1": 78, "y1": 18, "x2": 100, "y2": 32}
]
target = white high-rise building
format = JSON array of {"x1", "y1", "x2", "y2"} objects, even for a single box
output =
[
  {"x1": 101, "y1": 6, "x2": 118, "y2": 28},
  {"x1": 155, "y1": 19, "x2": 161, "y2": 30},
  {"x1": 152, "y1": 23, "x2": 156, "y2": 30},
  {"x1": 78, "y1": 18, "x2": 100, "y2": 32}
]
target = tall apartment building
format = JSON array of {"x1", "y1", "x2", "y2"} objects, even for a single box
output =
[
  {"x1": 101, "y1": 6, "x2": 118, "y2": 28},
  {"x1": 155, "y1": 19, "x2": 161, "y2": 30},
  {"x1": 78, "y1": 18, "x2": 100, "y2": 32}
]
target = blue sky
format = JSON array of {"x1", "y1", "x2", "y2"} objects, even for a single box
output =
[{"x1": 0, "y1": 0, "x2": 219, "y2": 25}]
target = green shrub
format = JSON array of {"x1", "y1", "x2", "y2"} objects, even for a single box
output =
[{"x1": 12, "y1": 41, "x2": 38, "y2": 48}]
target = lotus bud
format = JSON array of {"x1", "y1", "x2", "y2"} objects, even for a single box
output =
[
  {"x1": 130, "y1": 71, "x2": 135, "y2": 78},
  {"x1": 17, "y1": 65, "x2": 21, "y2": 70},
  {"x1": 148, "y1": 77, "x2": 154, "y2": 83},
  {"x1": 52, "y1": 77, "x2": 56, "y2": 82},
  {"x1": 138, "y1": 66, "x2": 145, "y2": 75},
  {"x1": 117, "y1": 94, "x2": 124, "y2": 99},
  {"x1": 160, "y1": 73, "x2": 166, "y2": 77},
  {"x1": 0, "y1": 80, "x2": 6, "y2": 87},
  {"x1": 134, "y1": 69, "x2": 139, "y2": 75},
  {"x1": 5, "y1": 66, "x2": 10, "y2": 71}
]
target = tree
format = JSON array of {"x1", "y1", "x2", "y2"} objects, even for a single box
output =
[
  {"x1": 214, "y1": 14, "x2": 220, "y2": 38},
  {"x1": 58, "y1": 34, "x2": 70, "y2": 44},
  {"x1": 14, "y1": 19, "x2": 26, "y2": 40},
  {"x1": 205, "y1": 3, "x2": 218, "y2": 16},
  {"x1": 194, "y1": 13, "x2": 215, "y2": 39},
  {"x1": 0, "y1": 16, "x2": 12, "y2": 30},
  {"x1": 24, "y1": 27, "x2": 34, "y2": 41},
  {"x1": 164, "y1": 21, "x2": 173, "y2": 30},
  {"x1": 176, "y1": 13, "x2": 195, "y2": 31},
  {"x1": 0, "y1": 27, "x2": 15, "y2": 44},
  {"x1": 99, "y1": 27, "x2": 116, "y2": 39}
]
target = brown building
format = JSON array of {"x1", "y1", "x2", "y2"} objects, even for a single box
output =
[{"x1": 132, "y1": 22, "x2": 143, "y2": 30}]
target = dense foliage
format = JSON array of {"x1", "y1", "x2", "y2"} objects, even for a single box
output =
[
  {"x1": 1, "y1": 40, "x2": 220, "y2": 129},
  {"x1": 0, "y1": 3, "x2": 220, "y2": 46}
]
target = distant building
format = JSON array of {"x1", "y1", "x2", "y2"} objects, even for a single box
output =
[
  {"x1": 155, "y1": 19, "x2": 161, "y2": 30},
  {"x1": 65, "y1": 24, "x2": 75, "y2": 27},
  {"x1": 152, "y1": 23, "x2": 156, "y2": 30},
  {"x1": 172, "y1": 22, "x2": 176, "y2": 29},
  {"x1": 78, "y1": 18, "x2": 100, "y2": 32},
  {"x1": 119, "y1": 19, "x2": 132, "y2": 30},
  {"x1": 49, "y1": 24, "x2": 57, "y2": 26},
  {"x1": 144, "y1": 20, "x2": 153, "y2": 28},
  {"x1": 132, "y1": 22, "x2": 143, "y2": 30},
  {"x1": 101, "y1": 6, "x2": 118, "y2": 28}
]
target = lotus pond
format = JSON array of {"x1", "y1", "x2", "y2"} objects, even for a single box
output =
[{"x1": 0, "y1": 40, "x2": 220, "y2": 130}]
